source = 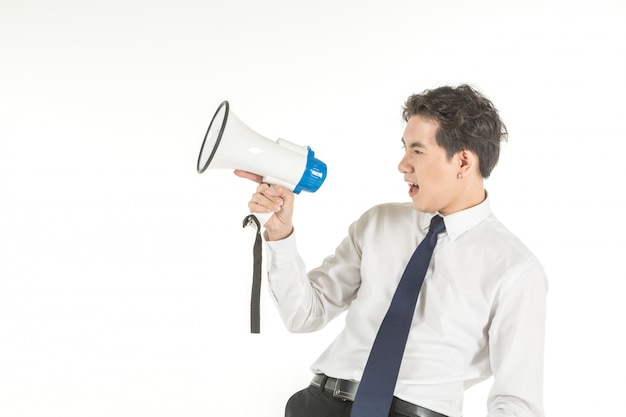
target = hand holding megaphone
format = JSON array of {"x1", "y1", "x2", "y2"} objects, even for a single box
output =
[{"x1": 234, "y1": 170, "x2": 295, "y2": 240}]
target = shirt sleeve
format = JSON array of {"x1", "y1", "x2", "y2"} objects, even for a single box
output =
[
  {"x1": 264, "y1": 221, "x2": 363, "y2": 333},
  {"x1": 487, "y1": 261, "x2": 548, "y2": 417}
]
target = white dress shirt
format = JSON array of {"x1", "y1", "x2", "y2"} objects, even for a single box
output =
[{"x1": 265, "y1": 196, "x2": 547, "y2": 417}]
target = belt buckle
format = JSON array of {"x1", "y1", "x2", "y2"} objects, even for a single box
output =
[{"x1": 331, "y1": 378, "x2": 356, "y2": 402}]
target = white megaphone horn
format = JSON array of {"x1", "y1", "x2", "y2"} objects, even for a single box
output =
[{"x1": 197, "y1": 101, "x2": 327, "y2": 194}]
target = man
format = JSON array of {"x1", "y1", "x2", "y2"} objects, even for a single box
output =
[{"x1": 235, "y1": 84, "x2": 547, "y2": 417}]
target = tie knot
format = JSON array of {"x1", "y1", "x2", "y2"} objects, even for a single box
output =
[{"x1": 429, "y1": 215, "x2": 446, "y2": 235}]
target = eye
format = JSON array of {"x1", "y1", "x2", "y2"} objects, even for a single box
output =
[{"x1": 401, "y1": 141, "x2": 424, "y2": 155}]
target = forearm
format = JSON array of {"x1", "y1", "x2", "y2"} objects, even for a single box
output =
[
  {"x1": 265, "y1": 233, "x2": 332, "y2": 332},
  {"x1": 265, "y1": 229, "x2": 361, "y2": 333}
]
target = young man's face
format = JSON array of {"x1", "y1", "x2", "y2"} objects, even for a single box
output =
[{"x1": 398, "y1": 115, "x2": 465, "y2": 215}]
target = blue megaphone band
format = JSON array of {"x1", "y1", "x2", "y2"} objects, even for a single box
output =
[{"x1": 293, "y1": 148, "x2": 327, "y2": 194}]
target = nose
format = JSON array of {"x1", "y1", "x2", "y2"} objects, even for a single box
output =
[{"x1": 398, "y1": 152, "x2": 413, "y2": 174}]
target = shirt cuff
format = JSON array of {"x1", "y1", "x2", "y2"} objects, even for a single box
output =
[{"x1": 264, "y1": 229, "x2": 299, "y2": 267}]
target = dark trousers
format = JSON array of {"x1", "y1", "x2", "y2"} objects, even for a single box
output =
[
  {"x1": 285, "y1": 384, "x2": 419, "y2": 417},
  {"x1": 285, "y1": 384, "x2": 353, "y2": 417}
]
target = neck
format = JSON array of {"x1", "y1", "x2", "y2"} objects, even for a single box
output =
[{"x1": 440, "y1": 179, "x2": 486, "y2": 216}]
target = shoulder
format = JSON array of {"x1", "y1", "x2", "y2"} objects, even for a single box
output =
[
  {"x1": 359, "y1": 202, "x2": 418, "y2": 221},
  {"x1": 482, "y1": 215, "x2": 541, "y2": 262},
  {"x1": 353, "y1": 202, "x2": 421, "y2": 230},
  {"x1": 479, "y1": 215, "x2": 548, "y2": 290},
  {"x1": 347, "y1": 202, "x2": 425, "y2": 243}
]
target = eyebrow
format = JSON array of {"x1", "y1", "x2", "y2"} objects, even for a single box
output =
[{"x1": 401, "y1": 138, "x2": 427, "y2": 149}]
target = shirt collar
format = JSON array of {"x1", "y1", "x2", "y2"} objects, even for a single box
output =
[{"x1": 420, "y1": 193, "x2": 492, "y2": 241}]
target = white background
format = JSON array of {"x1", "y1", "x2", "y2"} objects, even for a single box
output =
[{"x1": 1, "y1": 0, "x2": 625, "y2": 416}]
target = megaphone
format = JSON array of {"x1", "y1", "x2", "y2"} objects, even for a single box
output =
[{"x1": 197, "y1": 101, "x2": 327, "y2": 194}]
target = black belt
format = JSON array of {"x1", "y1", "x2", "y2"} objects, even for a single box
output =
[{"x1": 310, "y1": 374, "x2": 448, "y2": 417}]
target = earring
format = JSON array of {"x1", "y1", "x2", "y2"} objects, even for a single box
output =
[{"x1": 457, "y1": 173, "x2": 463, "y2": 179}]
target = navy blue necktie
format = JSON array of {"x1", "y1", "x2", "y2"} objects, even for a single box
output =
[{"x1": 351, "y1": 215, "x2": 446, "y2": 417}]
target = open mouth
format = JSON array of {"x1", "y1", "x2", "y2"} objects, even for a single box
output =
[{"x1": 407, "y1": 181, "x2": 419, "y2": 197}]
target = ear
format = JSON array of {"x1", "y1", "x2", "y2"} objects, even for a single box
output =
[{"x1": 457, "y1": 149, "x2": 477, "y2": 177}]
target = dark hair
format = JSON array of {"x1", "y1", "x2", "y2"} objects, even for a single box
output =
[{"x1": 402, "y1": 84, "x2": 508, "y2": 178}]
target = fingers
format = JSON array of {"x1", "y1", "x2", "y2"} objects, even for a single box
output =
[
  {"x1": 233, "y1": 169, "x2": 295, "y2": 239},
  {"x1": 248, "y1": 183, "x2": 285, "y2": 214},
  {"x1": 256, "y1": 184, "x2": 295, "y2": 240}
]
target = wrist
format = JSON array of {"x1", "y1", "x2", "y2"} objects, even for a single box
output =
[{"x1": 265, "y1": 226, "x2": 294, "y2": 241}]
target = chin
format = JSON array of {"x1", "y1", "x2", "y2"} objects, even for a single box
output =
[
  {"x1": 411, "y1": 199, "x2": 427, "y2": 212},
  {"x1": 411, "y1": 197, "x2": 437, "y2": 214}
]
